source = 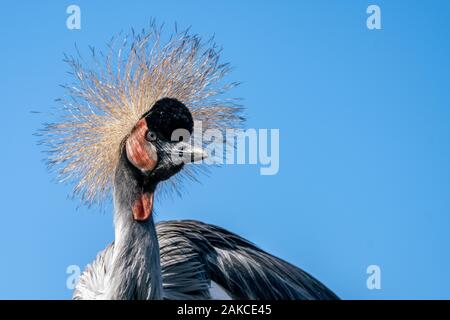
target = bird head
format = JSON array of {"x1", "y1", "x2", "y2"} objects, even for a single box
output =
[
  {"x1": 125, "y1": 97, "x2": 207, "y2": 181},
  {"x1": 123, "y1": 98, "x2": 208, "y2": 222},
  {"x1": 40, "y1": 26, "x2": 243, "y2": 213}
]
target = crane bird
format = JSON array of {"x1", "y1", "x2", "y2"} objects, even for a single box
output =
[{"x1": 41, "y1": 25, "x2": 339, "y2": 300}]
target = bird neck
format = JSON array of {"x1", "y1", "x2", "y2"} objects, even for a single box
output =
[{"x1": 108, "y1": 151, "x2": 163, "y2": 300}]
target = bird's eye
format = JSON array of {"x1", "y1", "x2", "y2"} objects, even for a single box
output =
[{"x1": 146, "y1": 131, "x2": 157, "y2": 142}]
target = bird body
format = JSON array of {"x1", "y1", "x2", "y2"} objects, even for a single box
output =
[{"x1": 74, "y1": 220, "x2": 338, "y2": 300}]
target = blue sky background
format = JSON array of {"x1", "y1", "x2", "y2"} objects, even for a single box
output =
[{"x1": 0, "y1": 0, "x2": 449, "y2": 299}]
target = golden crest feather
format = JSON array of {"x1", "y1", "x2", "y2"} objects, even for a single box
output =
[{"x1": 41, "y1": 25, "x2": 243, "y2": 205}]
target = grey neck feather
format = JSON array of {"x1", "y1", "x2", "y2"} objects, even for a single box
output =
[{"x1": 106, "y1": 151, "x2": 163, "y2": 300}]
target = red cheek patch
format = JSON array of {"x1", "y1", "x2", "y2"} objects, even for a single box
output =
[{"x1": 125, "y1": 119, "x2": 158, "y2": 172}]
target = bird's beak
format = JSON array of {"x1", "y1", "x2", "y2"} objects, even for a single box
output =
[{"x1": 171, "y1": 141, "x2": 208, "y2": 164}]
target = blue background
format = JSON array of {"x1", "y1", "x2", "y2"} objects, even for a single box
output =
[{"x1": 0, "y1": 1, "x2": 449, "y2": 299}]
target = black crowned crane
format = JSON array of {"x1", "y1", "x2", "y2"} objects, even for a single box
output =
[{"x1": 41, "y1": 26, "x2": 338, "y2": 300}]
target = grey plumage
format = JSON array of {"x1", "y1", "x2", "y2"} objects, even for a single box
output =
[{"x1": 74, "y1": 220, "x2": 338, "y2": 300}]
